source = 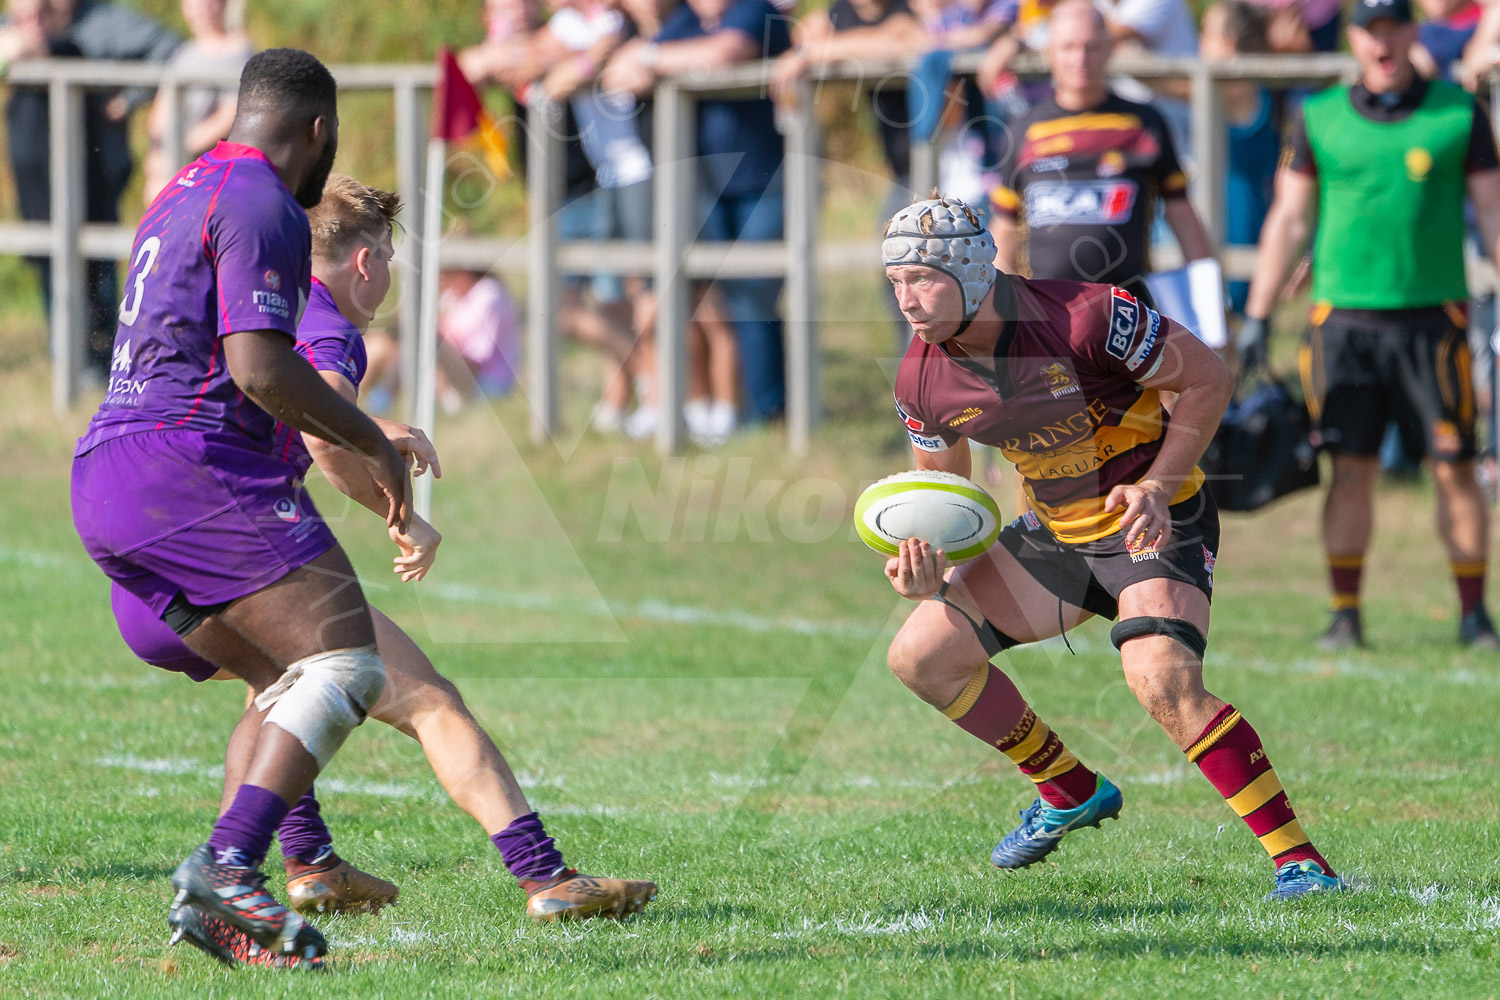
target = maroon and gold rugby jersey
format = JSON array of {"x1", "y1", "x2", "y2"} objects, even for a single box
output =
[
  {"x1": 989, "y1": 91, "x2": 1187, "y2": 300},
  {"x1": 894, "y1": 276, "x2": 1204, "y2": 544}
]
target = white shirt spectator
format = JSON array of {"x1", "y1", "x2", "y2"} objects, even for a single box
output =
[
  {"x1": 1102, "y1": 0, "x2": 1198, "y2": 55},
  {"x1": 547, "y1": 2, "x2": 652, "y2": 188}
]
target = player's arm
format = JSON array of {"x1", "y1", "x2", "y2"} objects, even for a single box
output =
[
  {"x1": 1107, "y1": 323, "x2": 1232, "y2": 551},
  {"x1": 222, "y1": 330, "x2": 411, "y2": 531},
  {"x1": 1240, "y1": 138, "x2": 1319, "y2": 367},
  {"x1": 913, "y1": 437, "x2": 972, "y2": 479},
  {"x1": 300, "y1": 371, "x2": 443, "y2": 582},
  {"x1": 1463, "y1": 105, "x2": 1500, "y2": 261},
  {"x1": 1470, "y1": 169, "x2": 1500, "y2": 265},
  {"x1": 1161, "y1": 197, "x2": 1213, "y2": 263}
]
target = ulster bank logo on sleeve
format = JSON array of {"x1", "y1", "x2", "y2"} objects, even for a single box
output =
[{"x1": 1025, "y1": 180, "x2": 1137, "y2": 226}]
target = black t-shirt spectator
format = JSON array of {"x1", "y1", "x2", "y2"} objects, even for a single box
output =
[
  {"x1": 828, "y1": 0, "x2": 912, "y2": 180},
  {"x1": 990, "y1": 90, "x2": 1188, "y2": 295}
]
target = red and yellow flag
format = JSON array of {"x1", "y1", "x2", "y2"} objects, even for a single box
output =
[{"x1": 433, "y1": 47, "x2": 512, "y2": 179}]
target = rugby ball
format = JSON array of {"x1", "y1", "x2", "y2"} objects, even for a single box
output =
[{"x1": 854, "y1": 470, "x2": 1002, "y2": 563}]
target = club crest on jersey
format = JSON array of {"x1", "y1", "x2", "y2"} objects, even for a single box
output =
[
  {"x1": 894, "y1": 398, "x2": 925, "y2": 433},
  {"x1": 264, "y1": 270, "x2": 282, "y2": 292},
  {"x1": 1097, "y1": 150, "x2": 1127, "y2": 177},
  {"x1": 1040, "y1": 362, "x2": 1080, "y2": 398},
  {"x1": 1203, "y1": 545, "x2": 1216, "y2": 585},
  {"x1": 1126, "y1": 532, "x2": 1159, "y2": 563},
  {"x1": 273, "y1": 498, "x2": 301, "y2": 524}
]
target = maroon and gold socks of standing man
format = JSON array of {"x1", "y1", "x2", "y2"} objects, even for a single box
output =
[
  {"x1": 1186, "y1": 704, "x2": 1335, "y2": 876},
  {"x1": 941, "y1": 664, "x2": 1099, "y2": 808}
]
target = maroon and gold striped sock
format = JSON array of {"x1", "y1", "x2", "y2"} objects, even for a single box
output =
[
  {"x1": 1328, "y1": 554, "x2": 1363, "y2": 613},
  {"x1": 1186, "y1": 705, "x2": 1334, "y2": 875},
  {"x1": 941, "y1": 665, "x2": 1098, "y2": 808},
  {"x1": 939, "y1": 664, "x2": 1098, "y2": 808},
  {"x1": 1452, "y1": 561, "x2": 1486, "y2": 615}
]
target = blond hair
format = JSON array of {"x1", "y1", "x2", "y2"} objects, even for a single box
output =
[{"x1": 307, "y1": 174, "x2": 401, "y2": 264}]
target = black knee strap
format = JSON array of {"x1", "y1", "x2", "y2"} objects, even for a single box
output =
[
  {"x1": 1110, "y1": 616, "x2": 1207, "y2": 660},
  {"x1": 931, "y1": 582, "x2": 1021, "y2": 658}
]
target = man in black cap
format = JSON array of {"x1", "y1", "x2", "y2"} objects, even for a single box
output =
[{"x1": 1241, "y1": 0, "x2": 1500, "y2": 650}]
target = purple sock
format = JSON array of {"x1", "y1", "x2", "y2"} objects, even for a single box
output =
[
  {"x1": 490, "y1": 812, "x2": 565, "y2": 883},
  {"x1": 209, "y1": 784, "x2": 290, "y2": 869},
  {"x1": 276, "y1": 784, "x2": 333, "y2": 864}
]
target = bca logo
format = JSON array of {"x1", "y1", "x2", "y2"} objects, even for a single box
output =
[
  {"x1": 1106, "y1": 289, "x2": 1138, "y2": 360},
  {"x1": 273, "y1": 498, "x2": 301, "y2": 523}
]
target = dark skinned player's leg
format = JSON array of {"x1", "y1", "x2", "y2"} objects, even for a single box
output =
[
  {"x1": 189, "y1": 545, "x2": 379, "y2": 806},
  {"x1": 170, "y1": 545, "x2": 383, "y2": 953}
]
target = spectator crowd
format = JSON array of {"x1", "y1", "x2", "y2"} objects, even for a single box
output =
[{"x1": 4, "y1": 0, "x2": 1500, "y2": 456}]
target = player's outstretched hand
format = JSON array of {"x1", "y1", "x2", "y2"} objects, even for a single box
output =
[
  {"x1": 391, "y1": 516, "x2": 442, "y2": 583},
  {"x1": 1105, "y1": 478, "x2": 1172, "y2": 554},
  {"x1": 885, "y1": 537, "x2": 947, "y2": 601},
  {"x1": 373, "y1": 416, "x2": 442, "y2": 480}
]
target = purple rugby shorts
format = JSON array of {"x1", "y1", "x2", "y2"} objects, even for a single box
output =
[
  {"x1": 72, "y1": 428, "x2": 337, "y2": 618},
  {"x1": 111, "y1": 582, "x2": 219, "y2": 682}
]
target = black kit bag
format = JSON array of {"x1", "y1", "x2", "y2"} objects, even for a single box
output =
[{"x1": 1201, "y1": 368, "x2": 1321, "y2": 513}]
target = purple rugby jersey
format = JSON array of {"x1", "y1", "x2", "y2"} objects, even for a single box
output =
[
  {"x1": 76, "y1": 141, "x2": 312, "y2": 456},
  {"x1": 271, "y1": 276, "x2": 369, "y2": 473}
]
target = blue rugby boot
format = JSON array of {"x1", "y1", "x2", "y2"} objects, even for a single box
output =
[
  {"x1": 1266, "y1": 859, "x2": 1345, "y2": 900},
  {"x1": 990, "y1": 775, "x2": 1123, "y2": 870}
]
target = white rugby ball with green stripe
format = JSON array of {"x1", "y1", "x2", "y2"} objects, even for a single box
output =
[{"x1": 854, "y1": 470, "x2": 1002, "y2": 564}]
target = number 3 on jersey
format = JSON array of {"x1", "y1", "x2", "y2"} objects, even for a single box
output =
[{"x1": 118, "y1": 236, "x2": 162, "y2": 327}]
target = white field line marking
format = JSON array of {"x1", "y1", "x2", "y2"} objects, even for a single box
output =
[
  {"x1": 93, "y1": 754, "x2": 630, "y2": 815},
  {"x1": 772, "y1": 910, "x2": 952, "y2": 939},
  {"x1": 3, "y1": 546, "x2": 881, "y2": 640}
]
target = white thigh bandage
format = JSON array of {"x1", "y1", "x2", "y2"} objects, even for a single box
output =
[{"x1": 255, "y1": 645, "x2": 386, "y2": 767}]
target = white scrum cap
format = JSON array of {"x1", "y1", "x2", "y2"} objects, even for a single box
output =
[{"x1": 882, "y1": 195, "x2": 997, "y2": 319}]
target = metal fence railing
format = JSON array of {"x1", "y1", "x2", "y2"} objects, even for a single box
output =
[{"x1": 7, "y1": 52, "x2": 1493, "y2": 452}]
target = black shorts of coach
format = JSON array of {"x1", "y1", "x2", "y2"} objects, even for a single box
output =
[
  {"x1": 997, "y1": 487, "x2": 1220, "y2": 621},
  {"x1": 1300, "y1": 304, "x2": 1478, "y2": 462}
]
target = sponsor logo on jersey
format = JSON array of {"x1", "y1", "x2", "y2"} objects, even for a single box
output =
[
  {"x1": 254, "y1": 289, "x2": 291, "y2": 318},
  {"x1": 948, "y1": 406, "x2": 984, "y2": 427},
  {"x1": 1040, "y1": 362, "x2": 1081, "y2": 398},
  {"x1": 264, "y1": 270, "x2": 282, "y2": 292},
  {"x1": 1024, "y1": 180, "x2": 1137, "y2": 226},
  {"x1": 1106, "y1": 288, "x2": 1139, "y2": 360},
  {"x1": 1096, "y1": 150, "x2": 1126, "y2": 177},
  {"x1": 106, "y1": 338, "x2": 148, "y2": 399},
  {"x1": 1203, "y1": 544, "x2": 1216, "y2": 586},
  {"x1": 1125, "y1": 308, "x2": 1161, "y2": 372},
  {"x1": 273, "y1": 498, "x2": 301, "y2": 523},
  {"x1": 894, "y1": 398, "x2": 925, "y2": 432},
  {"x1": 908, "y1": 430, "x2": 950, "y2": 452},
  {"x1": 111, "y1": 339, "x2": 132, "y2": 373},
  {"x1": 1030, "y1": 155, "x2": 1069, "y2": 173},
  {"x1": 1022, "y1": 510, "x2": 1042, "y2": 531}
]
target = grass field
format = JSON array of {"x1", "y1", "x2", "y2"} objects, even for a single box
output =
[{"x1": 2, "y1": 342, "x2": 1499, "y2": 998}]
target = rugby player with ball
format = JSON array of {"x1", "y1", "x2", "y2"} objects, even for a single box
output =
[{"x1": 869, "y1": 195, "x2": 1343, "y2": 899}]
